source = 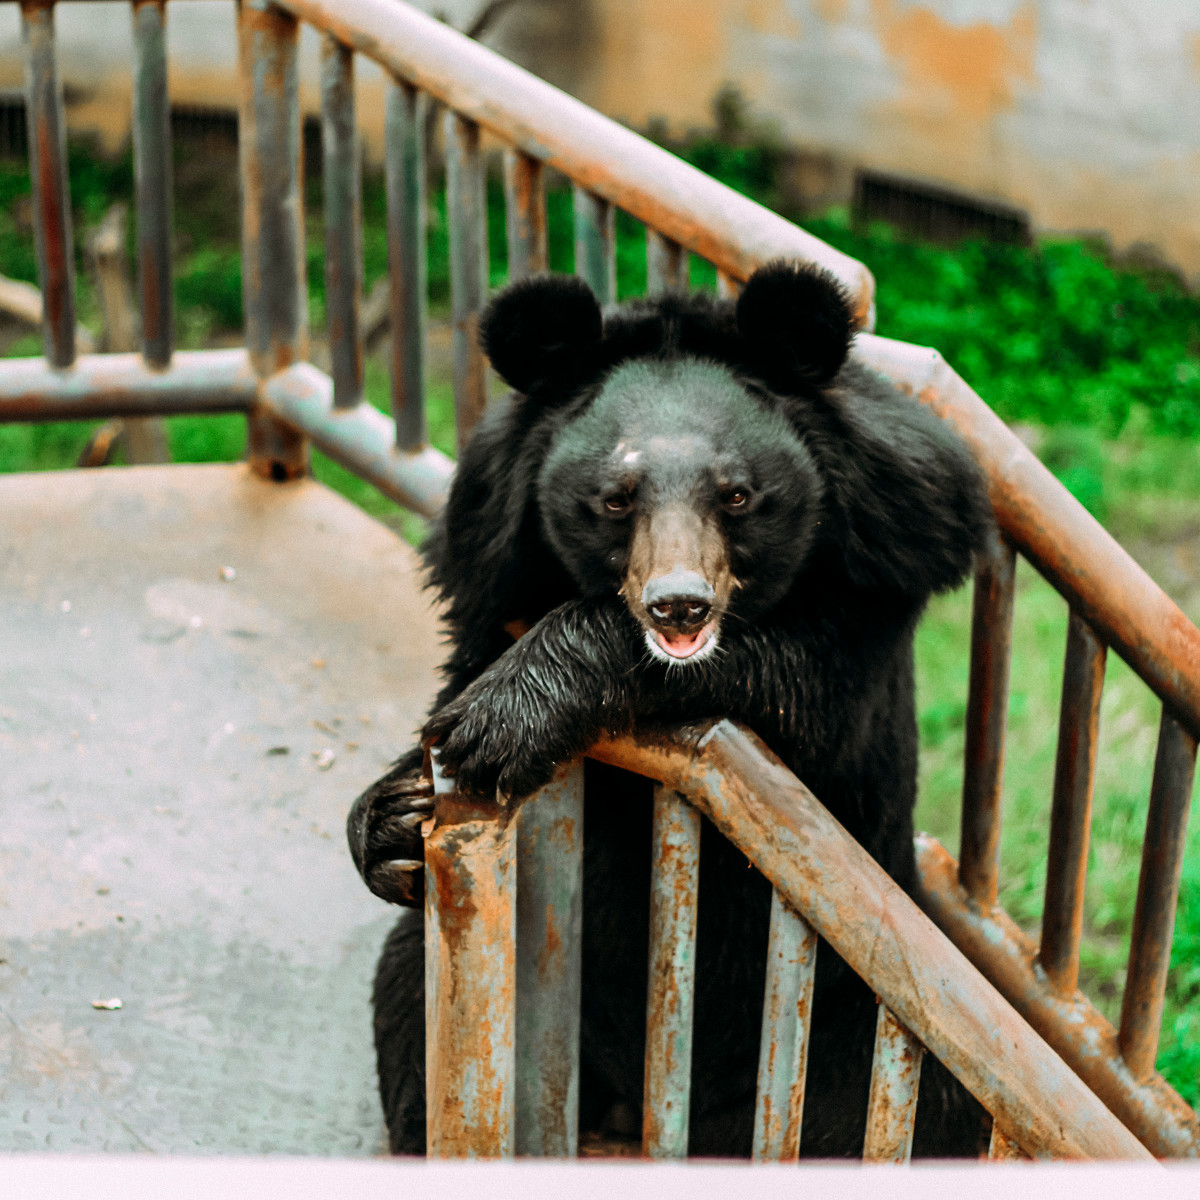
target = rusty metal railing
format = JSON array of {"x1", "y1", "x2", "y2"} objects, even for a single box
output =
[
  {"x1": 425, "y1": 723, "x2": 1153, "y2": 1162},
  {"x1": 1, "y1": 0, "x2": 1198, "y2": 1163}
]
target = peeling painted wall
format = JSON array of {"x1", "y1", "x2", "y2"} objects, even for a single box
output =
[
  {"x1": 1, "y1": 0, "x2": 1198, "y2": 280},
  {"x1": 508, "y1": 0, "x2": 1200, "y2": 281}
]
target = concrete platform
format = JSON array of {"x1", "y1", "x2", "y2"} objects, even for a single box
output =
[{"x1": 0, "y1": 464, "x2": 443, "y2": 1154}]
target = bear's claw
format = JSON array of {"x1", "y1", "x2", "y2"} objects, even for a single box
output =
[{"x1": 347, "y1": 756, "x2": 432, "y2": 907}]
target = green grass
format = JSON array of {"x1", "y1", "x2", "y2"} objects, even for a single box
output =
[{"x1": 3, "y1": 139, "x2": 1199, "y2": 1104}]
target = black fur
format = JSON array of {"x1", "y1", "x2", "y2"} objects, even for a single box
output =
[{"x1": 348, "y1": 263, "x2": 993, "y2": 1157}]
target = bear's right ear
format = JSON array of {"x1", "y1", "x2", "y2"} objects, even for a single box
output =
[{"x1": 481, "y1": 274, "x2": 603, "y2": 396}]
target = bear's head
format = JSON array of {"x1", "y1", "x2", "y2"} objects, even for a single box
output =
[{"x1": 480, "y1": 262, "x2": 855, "y2": 665}]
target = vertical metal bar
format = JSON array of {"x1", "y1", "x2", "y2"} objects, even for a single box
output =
[
  {"x1": 237, "y1": 0, "x2": 308, "y2": 479},
  {"x1": 384, "y1": 78, "x2": 426, "y2": 451},
  {"x1": 20, "y1": 0, "x2": 75, "y2": 369},
  {"x1": 716, "y1": 269, "x2": 741, "y2": 300},
  {"x1": 445, "y1": 109, "x2": 488, "y2": 451},
  {"x1": 752, "y1": 889, "x2": 817, "y2": 1162},
  {"x1": 1039, "y1": 612, "x2": 1107, "y2": 994},
  {"x1": 646, "y1": 228, "x2": 685, "y2": 295},
  {"x1": 504, "y1": 149, "x2": 547, "y2": 281},
  {"x1": 643, "y1": 785, "x2": 700, "y2": 1160},
  {"x1": 988, "y1": 1120, "x2": 1027, "y2": 1160},
  {"x1": 515, "y1": 762, "x2": 584, "y2": 1157},
  {"x1": 959, "y1": 529, "x2": 1017, "y2": 905},
  {"x1": 862, "y1": 1005, "x2": 924, "y2": 1163},
  {"x1": 573, "y1": 186, "x2": 615, "y2": 305},
  {"x1": 131, "y1": 0, "x2": 172, "y2": 368},
  {"x1": 1118, "y1": 709, "x2": 1198, "y2": 1081},
  {"x1": 425, "y1": 786, "x2": 517, "y2": 1158},
  {"x1": 321, "y1": 35, "x2": 363, "y2": 410}
]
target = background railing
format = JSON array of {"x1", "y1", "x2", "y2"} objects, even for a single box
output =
[{"x1": 1, "y1": 0, "x2": 1197, "y2": 1161}]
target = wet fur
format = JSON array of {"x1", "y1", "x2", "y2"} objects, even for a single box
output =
[{"x1": 349, "y1": 264, "x2": 993, "y2": 1157}]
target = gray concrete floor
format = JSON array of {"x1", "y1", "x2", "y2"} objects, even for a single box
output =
[{"x1": 0, "y1": 464, "x2": 442, "y2": 1153}]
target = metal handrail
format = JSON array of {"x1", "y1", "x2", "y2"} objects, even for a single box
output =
[
  {"x1": 269, "y1": 0, "x2": 876, "y2": 331},
  {"x1": 424, "y1": 721, "x2": 1154, "y2": 1161}
]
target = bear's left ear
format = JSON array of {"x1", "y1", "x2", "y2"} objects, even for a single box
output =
[
  {"x1": 736, "y1": 261, "x2": 855, "y2": 386},
  {"x1": 481, "y1": 274, "x2": 603, "y2": 396}
]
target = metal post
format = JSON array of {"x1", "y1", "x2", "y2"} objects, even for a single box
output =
[
  {"x1": 751, "y1": 889, "x2": 816, "y2": 1161},
  {"x1": 385, "y1": 78, "x2": 427, "y2": 452},
  {"x1": 862, "y1": 1005, "x2": 924, "y2": 1163},
  {"x1": 959, "y1": 529, "x2": 1017, "y2": 905},
  {"x1": 504, "y1": 149, "x2": 547, "y2": 281},
  {"x1": 131, "y1": 0, "x2": 172, "y2": 369},
  {"x1": 642, "y1": 784, "x2": 700, "y2": 1159},
  {"x1": 646, "y1": 228, "x2": 685, "y2": 296},
  {"x1": 321, "y1": 34, "x2": 363, "y2": 410},
  {"x1": 515, "y1": 763, "x2": 584, "y2": 1157},
  {"x1": 445, "y1": 109, "x2": 488, "y2": 451},
  {"x1": 237, "y1": 0, "x2": 308, "y2": 480},
  {"x1": 20, "y1": 0, "x2": 75, "y2": 369},
  {"x1": 573, "y1": 186, "x2": 615, "y2": 305},
  {"x1": 988, "y1": 1120, "x2": 1027, "y2": 1160},
  {"x1": 425, "y1": 785, "x2": 518, "y2": 1157},
  {"x1": 1039, "y1": 611, "x2": 1106, "y2": 994},
  {"x1": 1118, "y1": 709, "x2": 1198, "y2": 1081}
]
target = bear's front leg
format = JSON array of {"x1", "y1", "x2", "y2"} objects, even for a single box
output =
[{"x1": 423, "y1": 598, "x2": 639, "y2": 799}]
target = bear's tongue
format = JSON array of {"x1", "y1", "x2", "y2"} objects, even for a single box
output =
[{"x1": 654, "y1": 625, "x2": 713, "y2": 659}]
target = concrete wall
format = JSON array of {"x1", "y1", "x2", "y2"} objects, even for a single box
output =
[
  {"x1": 0, "y1": 1, "x2": 396, "y2": 154},
  {"x1": 519, "y1": 0, "x2": 1200, "y2": 278},
  {"x1": 2, "y1": 0, "x2": 1198, "y2": 280}
]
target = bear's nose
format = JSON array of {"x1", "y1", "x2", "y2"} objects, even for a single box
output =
[{"x1": 642, "y1": 571, "x2": 714, "y2": 631}]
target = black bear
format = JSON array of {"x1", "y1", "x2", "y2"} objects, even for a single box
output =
[{"x1": 347, "y1": 261, "x2": 992, "y2": 1157}]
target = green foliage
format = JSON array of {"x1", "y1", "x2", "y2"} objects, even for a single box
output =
[
  {"x1": 806, "y1": 212, "x2": 1200, "y2": 440},
  {"x1": 1038, "y1": 425, "x2": 1108, "y2": 518}
]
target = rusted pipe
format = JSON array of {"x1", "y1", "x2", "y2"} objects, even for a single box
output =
[
  {"x1": 131, "y1": 0, "x2": 173, "y2": 368},
  {"x1": 647, "y1": 229, "x2": 686, "y2": 296},
  {"x1": 574, "y1": 187, "x2": 615, "y2": 307},
  {"x1": 504, "y1": 149, "x2": 547, "y2": 281},
  {"x1": 1039, "y1": 612, "x2": 1106, "y2": 995},
  {"x1": 425, "y1": 784, "x2": 518, "y2": 1158},
  {"x1": 989, "y1": 1121, "x2": 1028, "y2": 1160},
  {"x1": 259, "y1": 363, "x2": 453, "y2": 518},
  {"x1": 751, "y1": 890, "x2": 815, "y2": 1162},
  {"x1": 916, "y1": 832, "x2": 1200, "y2": 1158},
  {"x1": 862, "y1": 1005, "x2": 925, "y2": 1163},
  {"x1": 1118, "y1": 711, "x2": 1198, "y2": 1082},
  {"x1": 642, "y1": 784, "x2": 701, "y2": 1160},
  {"x1": 958, "y1": 529, "x2": 1017, "y2": 906},
  {"x1": 445, "y1": 109, "x2": 488, "y2": 451},
  {"x1": 590, "y1": 723, "x2": 1154, "y2": 1162},
  {"x1": 0, "y1": 348, "x2": 257, "y2": 421},
  {"x1": 20, "y1": 0, "x2": 76, "y2": 369},
  {"x1": 514, "y1": 763, "x2": 584, "y2": 1157},
  {"x1": 321, "y1": 34, "x2": 365, "y2": 411},
  {"x1": 384, "y1": 77, "x2": 427, "y2": 452},
  {"x1": 855, "y1": 334, "x2": 1200, "y2": 743},
  {"x1": 268, "y1": 0, "x2": 875, "y2": 329},
  {"x1": 238, "y1": 0, "x2": 308, "y2": 481}
]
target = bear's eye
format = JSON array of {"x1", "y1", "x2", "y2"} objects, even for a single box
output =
[
  {"x1": 603, "y1": 492, "x2": 632, "y2": 516},
  {"x1": 722, "y1": 488, "x2": 751, "y2": 511}
]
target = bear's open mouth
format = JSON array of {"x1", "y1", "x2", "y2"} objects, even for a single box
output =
[{"x1": 645, "y1": 622, "x2": 719, "y2": 664}]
